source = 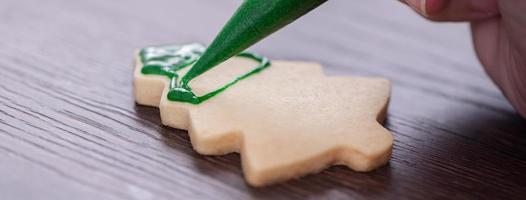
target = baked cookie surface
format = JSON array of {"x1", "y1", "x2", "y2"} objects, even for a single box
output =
[{"x1": 134, "y1": 44, "x2": 392, "y2": 186}]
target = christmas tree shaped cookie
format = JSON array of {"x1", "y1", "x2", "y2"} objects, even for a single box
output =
[{"x1": 134, "y1": 43, "x2": 393, "y2": 186}]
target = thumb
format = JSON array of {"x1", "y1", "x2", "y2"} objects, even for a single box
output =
[{"x1": 401, "y1": 0, "x2": 500, "y2": 21}]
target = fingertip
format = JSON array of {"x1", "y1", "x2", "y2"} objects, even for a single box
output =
[
  {"x1": 424, "y1": 0, "x2": 448, "y2": 17},
  {"x1": 403, "y1": 0, "x2": 427, "y2": 16},
  {"x1": 402, "y1": 0, "x2": 500, "y2": 21},
  {"x1": 402, "y1": 0, "x2": 447, "y2": 18}
]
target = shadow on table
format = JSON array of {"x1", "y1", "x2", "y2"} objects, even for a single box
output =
[
  {"x1": 384, "y1": 105, "x2": 526, "y2": 198},
  {"x1": 134, "y1": 102, "x2": 526, "y2": 199}
]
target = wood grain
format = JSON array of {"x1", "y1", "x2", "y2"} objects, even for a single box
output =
[{"x1": 0, "y1": 0, "x2": 525, "y2": 199}]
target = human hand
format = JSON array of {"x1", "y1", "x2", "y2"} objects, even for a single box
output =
[{"x1": 400, "y1": 0, "x2": 526, "y2": 118}]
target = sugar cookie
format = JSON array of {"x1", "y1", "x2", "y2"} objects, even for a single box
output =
[{"x1": 134, "y1": 44, "x2": 393, "y2": 186}]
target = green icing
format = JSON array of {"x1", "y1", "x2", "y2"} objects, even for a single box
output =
[{"x1": 139, "y1": 43, "x2": 270, "y2": 104}]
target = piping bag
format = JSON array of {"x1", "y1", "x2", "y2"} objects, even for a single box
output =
[{"x1": 181, "y1": 0, "x2": 327, "y2": 84}]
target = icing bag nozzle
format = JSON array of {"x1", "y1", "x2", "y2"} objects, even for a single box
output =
[{"x1": 182, "y1": 0, "x2": 327, "y2": 84}]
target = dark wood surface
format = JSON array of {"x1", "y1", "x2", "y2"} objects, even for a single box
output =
[{"x1": 1, "y1": 0, "x2": 525, "y2": 199}]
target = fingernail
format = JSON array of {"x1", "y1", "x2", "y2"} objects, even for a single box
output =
[{"x1": 405, "y1": 0, "x2": 428, "y2": 17}]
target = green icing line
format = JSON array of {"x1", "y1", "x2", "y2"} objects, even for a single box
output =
[{"x1": 140, "y1": 43, "x2": 270, "y2": 104}]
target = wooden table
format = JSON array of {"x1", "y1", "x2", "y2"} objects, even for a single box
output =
[{"x1": 1, "y1": 0, "x2": 525, "y2": 199}]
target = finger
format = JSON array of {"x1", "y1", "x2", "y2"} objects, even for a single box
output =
[
  {"x1": 401, "y1": 0, "x2": 500, "y2": 21},
  {"x1": 472, "y1": 18, "x2": 526, "y2": 119}
]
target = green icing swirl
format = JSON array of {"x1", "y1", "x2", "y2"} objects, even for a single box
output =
[{"x1": 140, "y1": 43, "x2": 270, "y2": 104}]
